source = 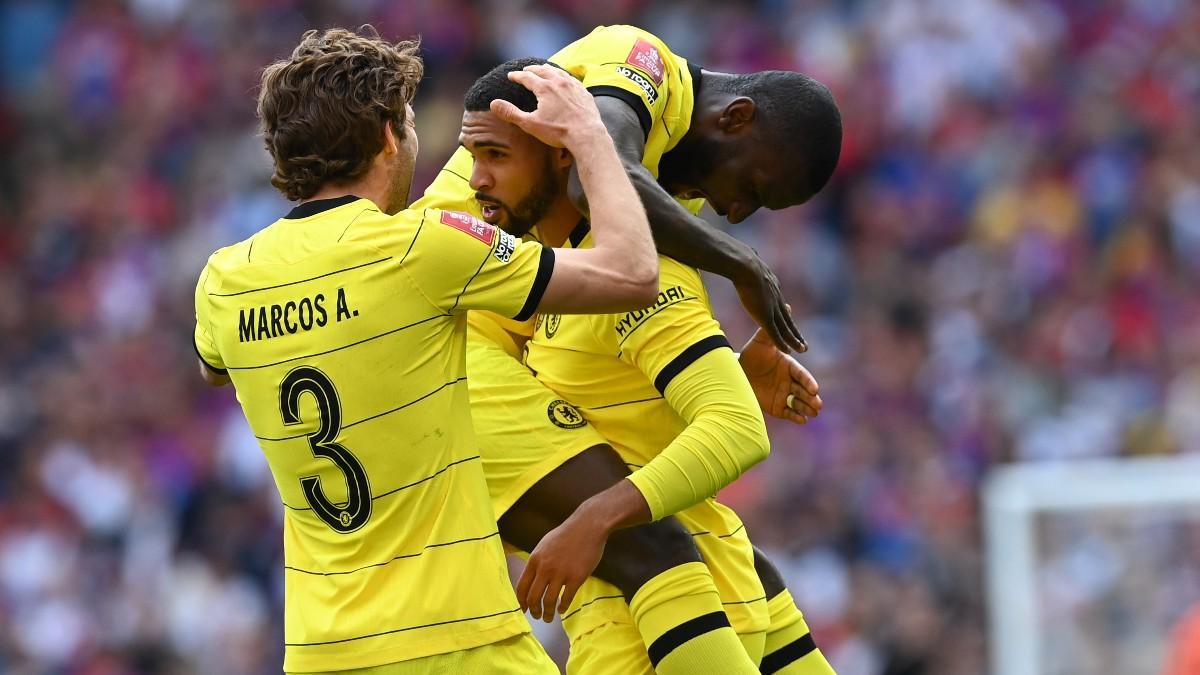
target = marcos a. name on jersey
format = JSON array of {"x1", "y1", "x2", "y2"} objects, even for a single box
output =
[{"x1": 237, "y1": 286, "x2": 361, "y2": 342}]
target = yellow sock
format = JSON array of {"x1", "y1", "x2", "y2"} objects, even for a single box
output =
[
  {"x1": 761, "y1": 590, "x2": 836, "y2": 674},
  {"x1": 629, "y1": 562, "x2": 760, "y2": 675}
]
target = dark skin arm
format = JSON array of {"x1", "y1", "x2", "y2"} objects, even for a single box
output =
[
  {"x1": 567, "y1": 96, "x2": 807, "y2": 353},
  {"x1": 198, "y1": 358, "x2": 231, "y2": 387}
]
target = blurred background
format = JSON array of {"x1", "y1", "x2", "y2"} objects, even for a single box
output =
[{"x1": 2, "y1": 0, "x2": 1199, "y2": 673}]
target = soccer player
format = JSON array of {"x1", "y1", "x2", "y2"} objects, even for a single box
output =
[
  {"x1": 463, "y1": 61, "x2": 837, "y2": 675},
  {"x1": 191, "y1": 27, "x2": 670, "y2": 675},
  {"x1": 416, "y1": 24, "x2": 840, "y2": 675}
]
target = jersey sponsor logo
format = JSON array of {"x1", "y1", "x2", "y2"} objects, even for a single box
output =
[
  {"x1": 614, "y1": 285, "x2": 689, "y2": 339},
  {"x1": 440, "y1": 210, "x2": 495, "y2": 246},
  {"x1": 626, "y1": 38, "x2": 665, "y2": 85},
  {"x1": 493, "y1": 230, "x2": 517, "y2": 263},
  {"x1": 547, "y1": 399, "x2": 587, "y2": 429},
  {"x1": 616, "y1": 66, "x2": 659, "y2": 105}
]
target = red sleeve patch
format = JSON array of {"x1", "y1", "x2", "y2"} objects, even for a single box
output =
[
  {"x1": 440, "y1": 210, "x2": 496, "y2": 246},
  {"x1": 626, "y1": 39, "x2": 665, "y2": 86}
]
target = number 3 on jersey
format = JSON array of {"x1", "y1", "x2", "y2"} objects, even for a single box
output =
[{"x1": 279, "y1": 367, "x2": 372, "y2": 532}]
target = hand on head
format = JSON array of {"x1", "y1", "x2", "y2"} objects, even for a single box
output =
[{"x1": 491, "y1": 65, "x2": 605, "y2": 150}]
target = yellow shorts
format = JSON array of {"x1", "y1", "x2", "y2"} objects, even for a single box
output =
[
  {"x1": 290, "y1": 632, "x2": 556, "y2": 675},
  {"x1": 566, "y1": 618, "x2": 767, "y2": 675},
  {"x1": 467, "y1": 330, "x2": 606, "y2": 520}
]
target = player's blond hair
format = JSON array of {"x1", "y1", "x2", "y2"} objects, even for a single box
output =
[{"x1": 257, "y1": 26, "x2": 423, "y2": 201}]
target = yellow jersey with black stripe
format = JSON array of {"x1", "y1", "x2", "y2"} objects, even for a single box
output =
[
  {"x1": 524, "y1": 222, "x2": 769, "y2": 639},
  {"x1": 192, "y1": 196, "x2": 554, "y2": 673},
  {"x1": 414, "y1": 23, "x2": 705, "y2": 230}
]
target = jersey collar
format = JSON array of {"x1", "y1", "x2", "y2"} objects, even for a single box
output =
[
  {"x1": 284, "y1": 195, "x2": 361, "y2": 219},
  {"x1": 567, "y1": 218, "x2": 591, "y2": 248}
]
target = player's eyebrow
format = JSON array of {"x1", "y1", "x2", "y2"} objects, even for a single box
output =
[{"x1": 459, "y1": 135, "x2": 510, "y2": 151}]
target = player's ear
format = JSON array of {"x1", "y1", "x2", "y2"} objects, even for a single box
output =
[
  {"x1": 553, "y1": 147, "x2": 573, "y2": 169},
  {"x1": 718, "y1": 97, "x2": 756, "y2": 134},
  {"x1": 382, "y1": 118, "x2": 401, "y2": 155}
]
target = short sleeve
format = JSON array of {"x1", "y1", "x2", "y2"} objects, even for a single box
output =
[
  {"x1": 559, "y1": 33, "x2": 672, "y2": 142},
  {"x1": 405, "y1": 209, "x2": 554, "y2": 320},
  {"x1": 613, "y1": 258, "x2": 730, "y2": 393},
  {"x1": 194, "y1": 265, "x2": 227, "y2": 374}
]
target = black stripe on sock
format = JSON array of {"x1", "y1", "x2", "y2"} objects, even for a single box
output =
[
  {"x1": 646, "y1": 611, "x2": 730, "y2": 667},
  {"x1": 760, "y1": 633, "x2": 818, "y2": 674}
]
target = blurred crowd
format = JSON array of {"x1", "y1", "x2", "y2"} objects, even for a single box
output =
[{"x1": 2, "y1": 0, "x2": 1199, "y2": 673}]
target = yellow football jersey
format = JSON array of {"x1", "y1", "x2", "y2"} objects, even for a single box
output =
[
  {"x1": 524, "y1": 222, "x2": 770, "y2": 639},
  {"x1": 193, "y1": 196, "x2": 554, "y2": 672}
]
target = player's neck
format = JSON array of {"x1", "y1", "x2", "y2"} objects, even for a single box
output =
[
  {"x1": 661, "y1": 71, "x2": 735, "y2": 188},
  {"x1": 533, "y1": 197, "x2": 585, "y2": 248},
  {"x1": 303, "y1": 165, "x2": 400, "y2": 214}
]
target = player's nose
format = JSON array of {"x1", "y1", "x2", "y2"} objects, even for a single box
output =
[{"x1": 468, "y1": 167, "x2": 492, "y2": 192}]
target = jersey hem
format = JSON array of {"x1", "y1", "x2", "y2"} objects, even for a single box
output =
[{"x1": 282, "y1": 616, "x2": 529, "y2": 673}]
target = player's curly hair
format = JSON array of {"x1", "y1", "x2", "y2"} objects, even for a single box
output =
[{"x1": 257, "y1": 26, "x2": 423, "y2": 201}]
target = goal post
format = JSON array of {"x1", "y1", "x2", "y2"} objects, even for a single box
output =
[{"x1": 984, "y1": 456, "x2": 1200, "y2": 675}]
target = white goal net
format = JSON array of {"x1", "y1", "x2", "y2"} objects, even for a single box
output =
[{"x1": 984, "y1": 457, "x2": 1200, "y2": 675}]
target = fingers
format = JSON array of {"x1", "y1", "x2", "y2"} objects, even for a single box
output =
[
  {"x1": 490, "y1": 99, "x2": 530, "y2": 125},
  {"x1": 541, "y1": 578, "x2": 565, "y2": 623},
  {"x1": 522, "y1": 63, "x2": 572, "y2": 80},
  {"x1": 782, "y1": 391, "x2": 820, "y2": 417},
  {"x1": 522, "y1": 563, "x2": 550, "y2": 620},
  {"x1": 558, "y1": 576, "x2": 582, "y2": 616},
  {"x1": 781, "y1": 407, "x2": 809, "y2": 424},
  {"x1": 788, "y1": 360, "x2": 820, "y2": 396},
  {"x1": 778, "y1": 303, "x2": 807, "y2": 353}
]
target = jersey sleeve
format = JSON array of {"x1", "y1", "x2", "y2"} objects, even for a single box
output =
[
  {"x1": 614, "y1": 258, "x2": 726, "y2": 386},
  {"x1": 613, "y1": 258, "x2": 770, "y2": 519},
  {"x1": 405, "y1": 209, "x2": 554, "y2": 320},
  {"x1": 558, "y1": 29, "x2": 672, "y2": 142},
  {"x1": 193, "y1": 264, "x2": 227, "y2": 374}
]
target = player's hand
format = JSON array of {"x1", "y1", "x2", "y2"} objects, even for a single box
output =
[
  {"x1": 492, "y1": 64, "x2": 605, "y2": 150},
  {"x1": 739, "y1": 324, "x2": 821, "y2": 424},
  {"x1": 516, "y1": 511, "x2": 607, "y2": 622},
  {"x1": 732, "y1": 253, "x2": 807, "y2": 354}
]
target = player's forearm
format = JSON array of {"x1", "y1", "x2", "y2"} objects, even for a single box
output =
[
  {"x1": 635, "y1": 173, "x2": 760, "y2": 283},
  {"x1": 626, "y1": 349, "x2": 770, "y2": 520},
  {"x1": 563, "y1": 478, "x2": 653, "y2": 538},
  {"x1": 566, "y1": 130, "x2": 658, "y2": 295}
]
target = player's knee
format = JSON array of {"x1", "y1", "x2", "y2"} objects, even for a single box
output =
[{"x1": 596, "y1": 518, "x2": 701, "y2": 599}]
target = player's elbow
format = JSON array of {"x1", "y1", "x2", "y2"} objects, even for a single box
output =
[
  {"x1": 627, "y1": 267, "x2": 660, "y2": 307},
  {"x1": 724, "y1": 407, "x2": 771, "y2": 469},
  {"x1": 198, "y1": 360, "x2": 231, "y2": 387}
]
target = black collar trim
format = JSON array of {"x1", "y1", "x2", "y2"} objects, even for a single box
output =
[
  {"x1": 568, "y1": 218, "x2": 591, "y2": 248},
  {"x1": 284, "y1": 195, "x2": 360, "y2": 220}
]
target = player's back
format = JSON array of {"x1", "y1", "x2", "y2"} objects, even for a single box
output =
[{"x1": 193, "y1": 196, "x2": 538, "y2": 672}]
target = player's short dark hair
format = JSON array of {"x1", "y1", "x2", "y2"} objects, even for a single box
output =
[
  {"x1": 257, "y1": 26, "x2": 423, "y2": 201},
  {"x1": 464, "y1": 57, "x2": 563, "y2": 114},
  {"x1": 726, "y1": 71, "x2": 842, "y2": 198}
]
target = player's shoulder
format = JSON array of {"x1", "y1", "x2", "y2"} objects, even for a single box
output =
[
  {"x1": 657, "y1": 254, "x2": 704, "y2": 292},
  {"x1": 196, "y1": 237, "x2": 253, "y2": 294},
  {"x1": 554, "y1": 24, "x2": 676, "y2": 75}
]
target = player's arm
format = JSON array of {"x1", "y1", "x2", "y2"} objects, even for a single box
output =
[
  {"x1": 492, "y1": 65, "x2": 658, "y2": 313},
  {"x1": 566, "y1": 96, "x2": 807, "y2": 352},
  {"x1": 518, "y1": 344, "x2": 770, "y2": 619}
]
